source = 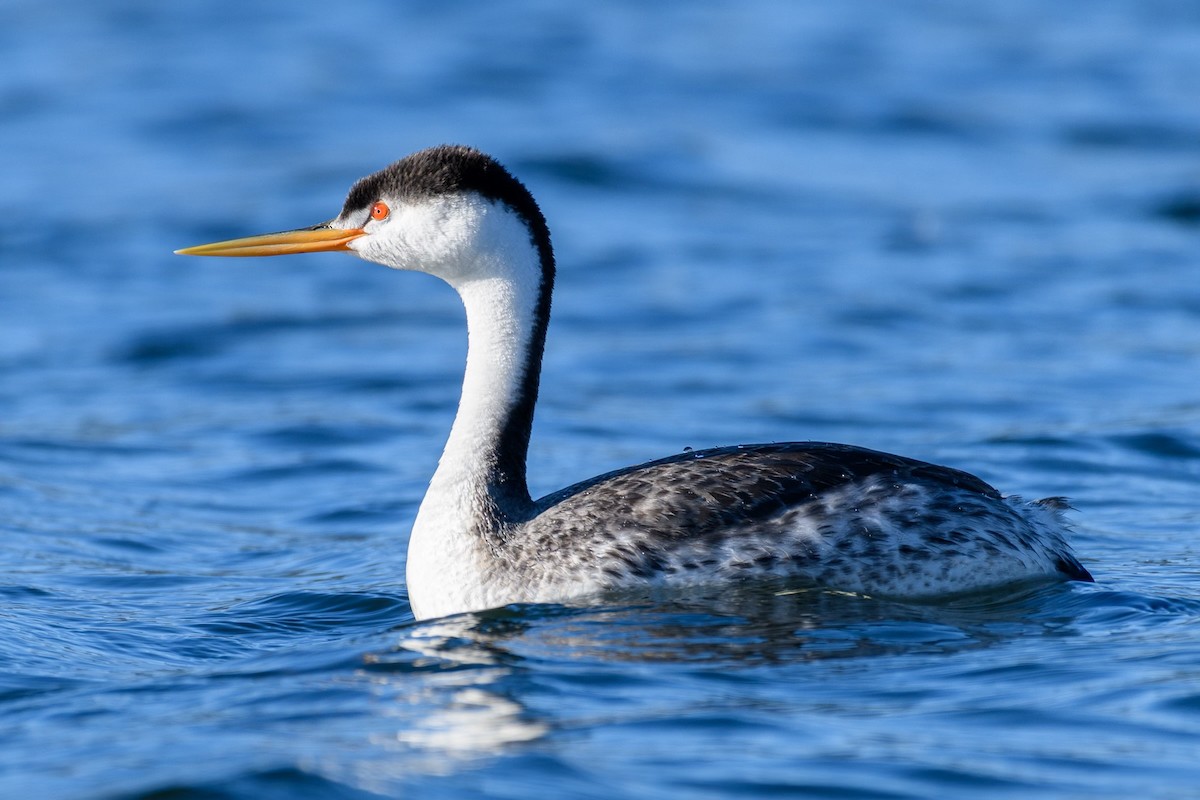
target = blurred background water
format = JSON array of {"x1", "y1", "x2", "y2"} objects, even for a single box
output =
[{"x1": 2, "y1": 1, "x2": 1199, "y2": 797}]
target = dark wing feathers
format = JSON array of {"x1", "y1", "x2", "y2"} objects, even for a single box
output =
[{"x1": 535, "y1": 442, "x2": 1002, "y2": 535}]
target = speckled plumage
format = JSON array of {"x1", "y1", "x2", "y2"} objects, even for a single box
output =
[
  {"x1": 181, "y1": 145, "x2": 1094, "y2": 620},
  {"x1": 474, "y1": 442, "x2": 1090, "y2": 607}
]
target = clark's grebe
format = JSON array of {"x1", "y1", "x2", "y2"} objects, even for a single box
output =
[{"x1": 177, "y1": 145, "x2": 1092, "y2": 619}]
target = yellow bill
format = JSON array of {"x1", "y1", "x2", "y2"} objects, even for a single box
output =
[{"x1": 175, "y1": 226, "x2": 365, "y2": 257}]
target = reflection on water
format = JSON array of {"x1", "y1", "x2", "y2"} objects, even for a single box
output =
[
  {"x1": 456, "y1": 582, "x2": 1083, "y2": 664},
  {"x1": 312, "y1": 579, "x2": 1158, "y2": 796},
  {"x1": 372, "y1": 619, "x2": 548, "y2": 759}
]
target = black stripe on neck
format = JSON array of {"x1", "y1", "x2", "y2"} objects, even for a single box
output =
[{"x1": 487, "y1": 197, "x2": 554, "y2": 519}]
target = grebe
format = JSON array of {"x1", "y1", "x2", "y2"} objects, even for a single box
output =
[{"x1": 178, "y1": 145, "x2": 1093, "y2": 619}]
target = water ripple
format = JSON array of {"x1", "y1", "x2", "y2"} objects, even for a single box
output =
[{"x1": 3, "y1": 2, "x2": 1200, "y2": 798}]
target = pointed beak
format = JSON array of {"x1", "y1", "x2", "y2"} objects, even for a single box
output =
[{"x1": 175, "y1": 224, "x2": 366, "y2": 257}]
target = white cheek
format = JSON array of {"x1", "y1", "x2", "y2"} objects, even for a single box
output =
[{"x1": 350, "y1": 196, "x2": 505, "y2": 284}]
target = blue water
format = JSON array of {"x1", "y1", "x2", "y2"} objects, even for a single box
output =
[{"x1": 3, "y1": 1, "x2": 1200, "y2": 797}]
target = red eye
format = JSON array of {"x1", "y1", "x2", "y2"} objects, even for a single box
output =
[{"x1": 370, "y1": 201, "x2": 390, "y2": 221}]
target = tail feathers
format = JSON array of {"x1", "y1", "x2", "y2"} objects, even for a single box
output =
[
  {"x1": 1055, "y1": 554, "x2": 1094, "y2": 583},
  {"x1": 1034, "y1": 496, "x2": 1074, "y2": 512},
  {"x1": 1028, "y1": 496, "x2": 1092, "y2": 583}
]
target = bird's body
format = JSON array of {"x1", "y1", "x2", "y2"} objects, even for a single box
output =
[
  {"x1": 179, "y1": 144, "x2": 1092, "y2": 620},
  {"x1": 412, "y1": 441, "x2": 1086, "y2": 619}
]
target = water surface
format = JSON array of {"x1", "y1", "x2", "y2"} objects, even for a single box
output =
[{"x1": 2, "y1": 1, "x2": 1200, "y2": 797}]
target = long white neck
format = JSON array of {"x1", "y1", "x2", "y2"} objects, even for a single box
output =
[
  {"x1": 429, "y1": 273, "x2": 539, "y2": 518},
  {"x1": 403, "y1": 205, "x2": 551, "y2": 619}
]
